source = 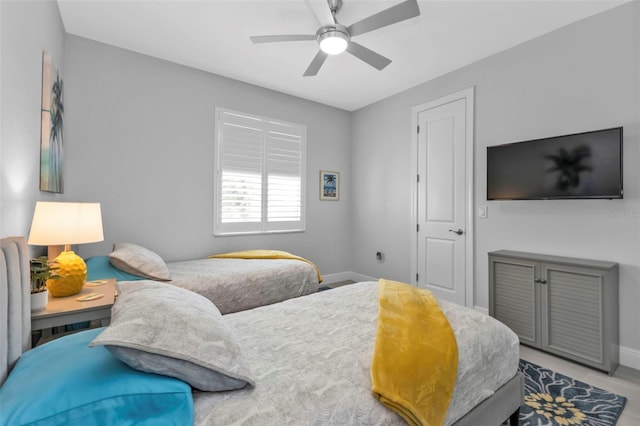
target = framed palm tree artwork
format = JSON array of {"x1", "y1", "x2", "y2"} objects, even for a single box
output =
[
  {"x1": 39, "y1": 51, "x2": 64, "y2": 193},
  {"x1": 320, "y1": 170, "x2": 339, "y2": 201}
]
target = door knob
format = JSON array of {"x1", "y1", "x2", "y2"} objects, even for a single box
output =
[{"x1": 448, "y1": 229, "x2": 464, "y2": 235}]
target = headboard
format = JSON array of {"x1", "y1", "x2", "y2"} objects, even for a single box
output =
[{"x1": 0, "y1": 236, "x2": 31, "y2": 386}]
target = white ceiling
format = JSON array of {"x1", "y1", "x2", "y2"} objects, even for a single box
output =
[{"x1": 56, "y1": 0, "x2": 627, "y2": 111}]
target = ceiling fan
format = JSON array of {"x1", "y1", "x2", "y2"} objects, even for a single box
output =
[{"x1": 250, "y1": 0, "x2": 421, "y2": 77}]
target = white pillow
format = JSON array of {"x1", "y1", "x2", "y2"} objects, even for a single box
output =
[
  {"x1": 108, "y1": 242, "x2": 171, "y2": 281},
  {"x1": 90, "y1": 281, "x2": 254, "y2": 391}
]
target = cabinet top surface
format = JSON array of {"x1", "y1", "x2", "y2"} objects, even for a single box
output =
[
  {"x1": 31, "y1": 278, "x2": 116, "y2": 320},
  {"x1": 488, "y1": 250, "x2": 618, "y2": 270}
]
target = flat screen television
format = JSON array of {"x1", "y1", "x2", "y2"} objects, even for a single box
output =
[{"x1": 487, "y1": 127, "x2": 623, "y2": 200}]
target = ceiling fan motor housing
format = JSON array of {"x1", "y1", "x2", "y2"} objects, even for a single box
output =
[{"x1": 317, "y1": 24, "x2": 350, "y2": 55}]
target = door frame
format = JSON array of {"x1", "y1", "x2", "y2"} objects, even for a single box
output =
[{"x1": 410, "y1": 87, "x2": 475, "y2": 308}]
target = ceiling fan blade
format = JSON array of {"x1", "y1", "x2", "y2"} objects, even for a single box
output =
[
  {"x1": 303, "y1": 50, "x2": 329, "y2": 77},
  {"x1": 346, "y1": 41, "x2": 391, "y2": 71},
  {"x1": 250, "y1": 34, "x2": 316, "y2": 44},
  {"x1": 307, "y1": 0, "x2": 336, "y2": 27},
  {"x1": 348, "y1": 0, "x2": 420, "y2": 37}
]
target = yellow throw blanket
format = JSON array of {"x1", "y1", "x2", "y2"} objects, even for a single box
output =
[
  {"x1": 371, "y1": 279, "x2": 458, "y2": 426},
  {"x1": 208, "y1": 249, "x2": 322, "y2": 283}
]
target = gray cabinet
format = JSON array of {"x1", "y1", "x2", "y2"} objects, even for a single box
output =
[{"x1": 489, "y1": 250, "x2": 619, "y2": 374}]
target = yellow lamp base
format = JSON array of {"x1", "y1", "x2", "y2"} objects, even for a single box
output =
[{"x1": 47, "y1": 250, "x2": 87, "y2": 297}]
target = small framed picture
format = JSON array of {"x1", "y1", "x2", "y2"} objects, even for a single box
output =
[{"x1": 320, "y1": 170, "x2": 340, "y2": 201}]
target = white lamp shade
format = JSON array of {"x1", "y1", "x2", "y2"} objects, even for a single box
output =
[{"x1": 28, "y1": 202, "x2": 104, "y2": 246}]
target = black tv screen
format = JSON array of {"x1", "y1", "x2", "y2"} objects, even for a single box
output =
[{"x1": 487, "y1": 127, "x2": 623, "y2": 200}]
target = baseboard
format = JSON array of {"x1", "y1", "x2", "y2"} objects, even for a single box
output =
[
  {"x1": 321, "y1": 271, "x2": 376, "y2": 285},
  {"x1": 474, "y1": 306, "x2": 489, "y2": 315},
  {"x1": 620, "y1": 345, "x2": 640, "y2": 370}
]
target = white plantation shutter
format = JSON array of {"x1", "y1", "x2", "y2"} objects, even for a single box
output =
[{"x1": 214, "y1": 108, "x2": 306, "y2": 235}]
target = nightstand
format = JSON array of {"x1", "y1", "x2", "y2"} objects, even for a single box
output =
[{"x1": 31, "y1": 278, "x2": 117, "y2": 335}]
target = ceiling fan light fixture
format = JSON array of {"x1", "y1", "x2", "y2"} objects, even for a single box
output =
[
  {"x1": 250, "y1": 0, "x2": 421, "y2": 76},
  {"x1": 318, "y1": 26, "x2": 350, "y2": 55}
]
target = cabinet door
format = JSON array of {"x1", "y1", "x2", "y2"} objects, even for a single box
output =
[
  {"x1": 490, "y1": 257, "x2": 539, "y2": 346},
  {"x1": 541, "y1": 263, "x2": 604, "y2": 366}
]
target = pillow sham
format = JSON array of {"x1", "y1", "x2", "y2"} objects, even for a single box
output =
[
  {"x1": 0, "y1": 328, "x2": 193, "y2": 426},
  {"x1": 86, "y1": 255, "x2": 144, "y2": 281},
  {"x1": 108, "y1": 242, "x2": 171, "y2": 281},
  {"x1": 91, "y1": 281, "x2": 254, "y2": 392}
]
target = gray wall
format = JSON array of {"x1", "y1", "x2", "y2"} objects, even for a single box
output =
[
  {"x1": 62, "y1": 36, "x2": 353, "y2": 274},
  {"x1": 0, "y1": 0, "x2": 66, "y2": 241},
  {"x1": 351, "y1": 2, "x2": 640, "y2": 360}
]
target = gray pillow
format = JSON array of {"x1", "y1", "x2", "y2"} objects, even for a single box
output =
[
  {"x1": 90, "y1": 281, "x2": 254, "y2": 391},
  {"x1": 108, "y1": 242, "x2": 171, "y2": 281}
]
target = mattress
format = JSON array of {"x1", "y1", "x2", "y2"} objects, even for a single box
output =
[
  {"x1": 164, "y1": 258, "x2": 319, "y2": 314},
  {"x1": 193, "y1": 281, "x2": 520, "y2": 425}
]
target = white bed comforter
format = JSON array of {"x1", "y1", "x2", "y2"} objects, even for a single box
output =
[
  {"x1": 193, "y1": 281, "x2": 519, "y2": 425},
  {"x1": 164, "y1": 258, "x2": 319, "y2": 314}
]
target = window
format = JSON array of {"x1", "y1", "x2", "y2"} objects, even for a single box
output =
[{"x1": 214, "y1": 108, "x2": 306, "y2": 235}]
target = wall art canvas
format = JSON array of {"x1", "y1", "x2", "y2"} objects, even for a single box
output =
[
  {"x1": 320, "y1": 170, "x2": 339, "y2": 201},
  {"x1": 40, "y1": 51, "x2": 64, "y2": 193}
]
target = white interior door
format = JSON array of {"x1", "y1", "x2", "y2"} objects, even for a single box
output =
[{"x1": 413, "y1": 88, "x2": 474, "y2": 307}]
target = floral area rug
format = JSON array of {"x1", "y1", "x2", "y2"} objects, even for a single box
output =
[{"x1": 515, "y1": 359, "x2": 627, "y2": 426}]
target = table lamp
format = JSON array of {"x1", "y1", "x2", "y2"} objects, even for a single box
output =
[{"x1": 28, "y1": 202, "x2": 104, "y2": 297}]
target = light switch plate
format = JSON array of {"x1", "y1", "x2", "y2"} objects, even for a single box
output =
[{"x1": 478, "y1": 205, "x2": 488, "y2": 218}]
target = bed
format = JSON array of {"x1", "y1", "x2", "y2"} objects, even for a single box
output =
[
  {"x1": 86, "y1": 243, "x2": 321, "y2": 314},
  {"x1": 1, "y1": 236, "x2": 523, "y2": 426}
]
